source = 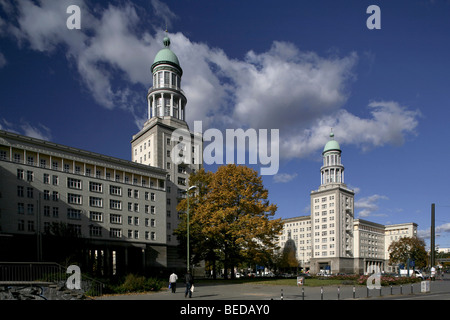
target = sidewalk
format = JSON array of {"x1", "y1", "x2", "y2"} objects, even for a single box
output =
[{"x1": 97, "y1": 279, "x2": 449, "y2": 300}]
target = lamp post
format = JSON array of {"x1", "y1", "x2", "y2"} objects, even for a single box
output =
[{"x1": 186, "y1": 185, "x2": 197, "y2": 272}]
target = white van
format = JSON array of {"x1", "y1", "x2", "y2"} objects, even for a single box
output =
[{"x1": 399, "y1": 269, "x2": 424, "y2": 279}]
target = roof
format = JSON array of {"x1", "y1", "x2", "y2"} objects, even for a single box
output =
[
  {"x1": 151, "y1": 36, "x2": 182, "y2": 74},
  {"x1": 323, "y1": 132, "x2": 341, "y2": 154}
]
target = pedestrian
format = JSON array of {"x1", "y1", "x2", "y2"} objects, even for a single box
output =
[
  {"x1": 169, "y1": 272, "x2": 178, "y2": 293},
  {"x1": 185, "y1": 271, "x2": 194, "y2": 298}
]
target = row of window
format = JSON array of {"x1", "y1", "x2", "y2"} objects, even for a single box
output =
[
  {"x1": 15, "y1": 219, "x2": 158, "y2": 241},
  {"x1": 14, "y1": 163, "x2": 163, "y2": 189}
]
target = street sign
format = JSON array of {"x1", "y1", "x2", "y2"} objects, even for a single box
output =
[{"x1": 297, "y1": 276, "x2": 304, "y2": 286}]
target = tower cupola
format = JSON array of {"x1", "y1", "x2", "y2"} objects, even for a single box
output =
[
  {"x1": 147, "y1": 34, "x2": 187, "y2": 121},
  {"x1": 320, "y1": 131, "x2": 345, "y2": 187}
]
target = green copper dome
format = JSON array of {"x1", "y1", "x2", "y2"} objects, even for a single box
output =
[
  {"x1": 323, "y1": 132, "x2": 341, "y2": 154},
  {"x1": 151, "y1": 35, "x2": 182, "y2": 74}
]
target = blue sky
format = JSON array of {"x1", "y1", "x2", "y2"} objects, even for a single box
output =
[{"x1": 1, "y1": 0, "x2": 449, "y2": 250}]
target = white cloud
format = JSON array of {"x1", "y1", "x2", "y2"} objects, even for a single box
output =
[
  {"x1": 419, "y1": 223, "x2": 450, "y2": 241},
  {"x1": 0, "y1": 118, "x2": 52, "y2": 140},
  {"x1": 1, "y1": 0, "x2": 421, "y2": 160},
  {"x1": 273, "y1": 172, "x2": 298, "y2": 183},
  {"x1": 0, "y1": 52, "x2": 6, "y2": 67},
  {"x1": 355, "y1": 194, "x2": 389, "y2": 217}
]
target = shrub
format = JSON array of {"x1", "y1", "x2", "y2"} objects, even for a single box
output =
[{"x1": 115, "y1": 274, "x2": 164, "y2": 293}]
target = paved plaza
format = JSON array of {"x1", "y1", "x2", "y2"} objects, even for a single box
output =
[{"x1": 97, "y1": 276, "x2": 450, "y2": 301}]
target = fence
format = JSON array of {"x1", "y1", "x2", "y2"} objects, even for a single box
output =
[{"x1": 0, "y1": 262, "x2": 104, "y2": 296}]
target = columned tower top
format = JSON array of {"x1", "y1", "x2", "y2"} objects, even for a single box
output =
[
  {"x1": 320, "y1": 130, "x2": 345, "y2": 188},
  {"x1": 147, "y1": 34, "x2": 187, "y2": 121}
]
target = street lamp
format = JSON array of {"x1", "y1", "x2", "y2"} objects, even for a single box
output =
[{"x1": 186, "y1": 185, "x2": 197, "y2": 272}]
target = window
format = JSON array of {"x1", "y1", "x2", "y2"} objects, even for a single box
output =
[
  {"x1": 110, "y1": 199, "x2": 122, "y2": 210},
  {"x1": 89, "y1": 211, "x2": 103, "y2": 222},
  {"x1": 17, "y1": 186, "x2": 24, "y2": 197},
  {"x1": 110, "y1": 228, "x2": 122, "y2": 238},
  {"x1": 68, "y1": 193, "x2": 82, "y2": 205},
  {"x1": 52, "y1": 175, "x2": 58, "y2": 185},
  {"x1": 90, "y1": 197, "x2": 103, "y2": 208},
  {"x1": 110, "y1": 214, "x2": 122, "y2": 224},
  {"x1": 110, "y1": 185, "x2": 122, "y2": 196},
  {"x1": 68, "y1": 209, "x2": 82, "y2": 220},
  {"x1": 17, "y1": 169, "x2": 24, "y2": 180},
  {"x1": 68, "y1": 178, "x2": 82, "y2": 190},
  {"x1": 90, "y1": 226, "x2": 102, "y2": 237},
  {"x1": 17, "y1": 203, "x2": 24, "y2": 214},
  {"x1": 89, "y1": 182, "x2": 103, "y2": 193}
]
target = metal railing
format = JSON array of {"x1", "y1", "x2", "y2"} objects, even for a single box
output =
[{"x1": 0, "y1": 262, "x2": 104, "y2": 296}]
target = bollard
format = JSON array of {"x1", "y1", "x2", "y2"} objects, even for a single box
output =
[
  {"x1": 352, "y1": 286, "x2": 356, "y2": 299},
  {"x1": 411, "y1": 284, "x2": 413, "y2": 294},
  {"x1": 281, "y1": 288, "x2": 283, "y2": 300},
  {"x1": 390, "y1": 285, "x2": 393, "y2": 295},
  {"x1": 400, "y1": 285, "x2": 403, "y2": 295},
  {"x1": 302, "y1": 287, "x2": 305, "y2": 300},
  {"x1": 321, "y1": 287, "x2": 323, "y2": 300},
  {"x1": 337, "y1": 286, "x2": 340, "y2": 300}
]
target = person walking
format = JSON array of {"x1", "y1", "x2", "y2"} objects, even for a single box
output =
[
  {"x1": 184, "y1": 271, "x2": 194, "y2": 298},
  {"x1": 169, "y1": 272, "x2": 178, "y2": 293}
]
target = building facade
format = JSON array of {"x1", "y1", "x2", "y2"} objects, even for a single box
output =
[
  {"x1": 0, "y1": 130, "x2": 167, "y2": 275},
  {"x1": 131, "y1": 34, "x2": 203, "y2": 269},
  {"x1": 278, "y1": 132, "x2": 418, "y2": 275},
  {"x1": 0, "y1": 34, "x2": 201, "y2": 275}
]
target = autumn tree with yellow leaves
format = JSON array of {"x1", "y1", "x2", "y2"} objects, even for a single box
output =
[{"x1": 175, "y1": 164, "x2": 283, "y2": 279}]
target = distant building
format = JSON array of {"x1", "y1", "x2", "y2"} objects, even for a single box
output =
[
  {"x1": 278, "y1": 132, "x2": 418, "y2": 274},
  {"x1": 0, "y1": 35, "x2": 201, "y2": 275}
]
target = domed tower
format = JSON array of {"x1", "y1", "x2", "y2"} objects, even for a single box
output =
[
  {"x1": 131, "y1": 33, "x2": 202, "y2": 270},
  {"x1": 147, "y1": 35, "x2": 187, "y2": 121},
  {"x1": 320, "y1": 131, "x2": 345, "y2": 188},
  {"x1": 309, "y1": 130, "x2": 354, "y2": 274}
]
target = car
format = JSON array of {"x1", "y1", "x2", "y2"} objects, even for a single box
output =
[
  {"x1": 298, "y1": 273, "x2": 312, "y2": 278},
  {"x1": 316, "y1": 272, "x2": 331, "y2": 277}
]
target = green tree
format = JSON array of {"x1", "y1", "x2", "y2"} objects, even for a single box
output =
[
  {"x1": 388, "y1": 236, "x2": 427, "y2": 270},
  {"x1": 175, "y1": 164, "x2": 283, "y2": 279}
]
